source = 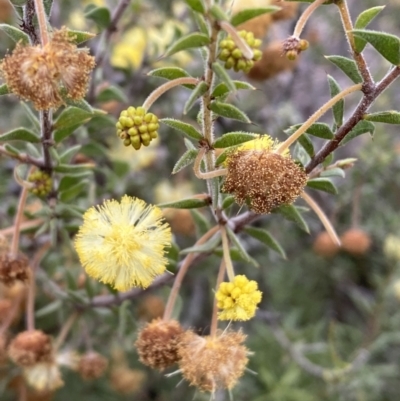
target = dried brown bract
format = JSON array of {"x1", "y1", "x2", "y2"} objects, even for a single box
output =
[{"x1": 0, "y1": 252, "x2": 30, "y2": 287}]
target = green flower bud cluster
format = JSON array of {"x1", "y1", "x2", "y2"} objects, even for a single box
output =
[
  {"x1": 218, "y1": 31, "x2": 262, "y2": 73},
  {"x1": 28, "y1": 170, "x2": 52, "y2": 197},
  {"x1": 116, "y1": 106, "x2": 159, "y2": 150}
]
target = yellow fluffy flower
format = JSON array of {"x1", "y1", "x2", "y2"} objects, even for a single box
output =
[
  {"x1": 216, "y1": 275, "x2": 262, "y2": 321},
  {"x1": 74, "y1": 196, "x2": 172, "y2": 291}
]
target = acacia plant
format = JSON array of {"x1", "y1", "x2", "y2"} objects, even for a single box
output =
[{"x1": 0, "y1": 0, "x2": 399, "y2": 399}]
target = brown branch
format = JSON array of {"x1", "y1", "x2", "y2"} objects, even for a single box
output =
[
  {"x1": 0, "y1": 146, "x2": 44, "y2": 168},
  {"x1": 306, "y1": 66, "x2": 400, "y2": 174},
  {"x1": 20, "y1": 0, "x2": 38, "y2": 45}
]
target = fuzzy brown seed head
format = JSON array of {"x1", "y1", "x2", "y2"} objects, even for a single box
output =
[
  {"x1": 135, "y1": 318, "x2": 184, "y2": 370},
  {"x1": 340, "y1": 228, "x2": 371, "y2": 256},
  {"x1": 0, "y1": 28, "x2": 95, "y2": 110},
  {"x1": 178, "y1": 331, "x2": 249, "y2": 393},
  {"x1": 271, "y1": 0, "x2": 299, "y2": 21},
  {"x1": 110, "y1": 366, "x2": 146, "y2": 395},
  {"x1": 8, "y1": 330, "x2": 53, "y2": 367},
  {"x1": 0, "y1": 252, "x2": 30, "y2": 286},
  {"x1": 78, "y1": 351, "x2": 108, "y2": 380},
  {"x1": 313, "y1": 231, "x2": 340, "y2": 258},
  {"x1": 222, "y1": 150, "x2": 307, "y2": 214},
  {"x1": 247, "y1": 41, "x2": 298, "y2": 81},
  {"x1": 137, "y1": 295, "x2": 165, "y2": 322}
]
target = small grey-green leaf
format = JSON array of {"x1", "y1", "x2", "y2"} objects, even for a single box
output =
[
  {"x1": 43, "y1": 0, "x2": 54, "y2": 16},
  {"x1": 192, "y1": 11, "x2": 209, "y2": 35},
  {"x1": 341, "y1": 120, "x2": 375, "y2": 145},
  {"x1": 53, "y1": 107, "x2": 94, "y2": 131},
  {"x1": 184, "y1": 0, "x2": 205, "y2": 13},
  {"x1": 0, "y1": 127, "x2": 40, "y2": 143},
  {"x1": 54, "y1": 164, "x2": 94, "y2": 176},
  {"x1": 190, "y1": 209, "x2": 210, "y2": 236},
  {"x1": 212, "y1": 62, "x2": 237, "y2": 94},
  {"x1": 286, "y1": 123, "x2": 334, "y2": 139},
  {"x1": 231, "y1": 7, "x2": 280, "y2": 26},
  {"x1": 67, "y1": 29, "x2": 96, "y2": 44},
  {"x1": 320, "y1": 167, "x2": 345, "y2": 179},
  {"x1": 244, "y1": 226, "x2": 287, "y2": 259},
  {"x1": 298, "y1": 134, "x2": 314, "y2": 157},
  {"x1": 84, "y1": 6, "x2": 111, "y2": 29},
  {"x1": 0, "y1": 84, "x2": 10, "y2": 96},
  {"x1": 210, "y1": 4, "x2": 229, "y2": 21},
  {"x1": 161, "y1": 118, "x2": 203, "y2": 140},
  {"x1": 181, "y1": 234, "x2": 221, "y2": 254},
  {"x1": 326, "y1": 55, "x2": 362, "y2": 84},
  {"x1": 158, "y1": 198, "x2": 210, "y2": 209},
  {"x1": 307, "y1": 178, "x2": 338, "y2": 194},
  {"x1": 164, "y1": 32, "x2": 210, "y2": 57},
  {"x1": 211, "y1": 80, "x2": 256, "y2": 98},
  {"x1": 213, "y1": 132, "x2": 257, "y2": 148},
  {"x1": 352, "y1": 29, "x2": 400, "y2": 65},
  {"x1": 364, "y1": 111, "x2": 400, "y2": 124},
  {"x1": 222, "y1": 195, "x2": 235, "y2": 210},
  {"x1": 35, "y1": 300, "x2": 62, "y2": 318},
  {"x1": 184, "y1": 81, "x2": 209, "y2": 114},
  {"x1": 226, "y1": 227, "x2": 251, "y2": 263},
  {"x1": 327, "y1": 75, "x2": 344, "y2": 127},
  {"x1": 273, "y1": 204, "x2": 309, "y2": 233},
  {"x1": 0, "y1": 23, "x2": 29, "y2": 44},
  {"x1": 209, "y1": 101, "x2": 251, "y2": 123},
  {"x1": 172, "y1": 149, "x2": 199, "y2": 174},
  {"x1": 354, "y1": 6, "x2": 386, "y2": 52},
  {"x1": 96, "y1": 85, "x2": 128, "y2": 103}
]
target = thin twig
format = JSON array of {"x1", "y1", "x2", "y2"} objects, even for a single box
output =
[{"x1": 210, "y1": 259, "x2": 226, "y2": 337}]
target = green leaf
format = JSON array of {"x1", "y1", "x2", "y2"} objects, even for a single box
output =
[
  {"x1": 327, "y1": 75, "x2": 344, "y2": 127},
  {"x1": 298, "y1": 134, "x2": 314, "y2": 157},
  {"x1": 222, "y1": 195, "x2": 235, "y2": 209},
  {"x1": 96, "y1": 85, "x2": 128, "y2": 103},
  {"x1": 210, "y1": 4, "x2": 229, "y2": 21},
  {"x1": 181, "y1": 234, "x2": 221, "y2": 254},
  {"x1": 84, "y1": 5, "x2": 111, "y2": 29},
  {"x1": 164, "y1": 32, "x2": 210, "y2": 57},
  {"x1": 192, "y1": 12, "x2": 209, "y2": 36},
  {"x1": 54, "y1": 164, "x2": 94, "y2": 176},
  {"x1": 320, "y1": 167, "x2": 345, "y2": 178},
  {"x1": 212, "y1": 62, "x2": 237, "y2": 94},
  {"x1": 325, "y1": 55, "x2": 362, "y2": 84},
  {"x1": 273, "y1": 204, "x2": 309, "y2": 233},
  {"x1": 53, "y1": 107, "x2": 94, "y2": 142},
  {"x1": 190, "y1": 210, "x2": 210, "y2": 236},
  {"x1": 231, "y1": 7, "x2": 280, "y2": 26},
  {"x1": 0, "y1": 84, "x2": 10, "y2": 96},
  {"x1": 147, "y1": 67, "x2": 195, "y2": 89},
  {"x1": 172, "y1": 149, "x2": 199, "y2": 174},
  {"x1": 244, "y1": 226, "x2": 287, "y2": 259},
  {"x1": 307, "y1": 178, "x2": 338, "y2": 194},
  {"x1": 213, "y1": 132, "x2": 257, "y2": 148},
  {"x1": 215, "y1": 147, "x2": 232, "y2": 166},
  {"x1": 341, "y1": 120, "x2": 375, "y2": 145},
  {"x1": 283, "y1": 0, "x2": 334, "y2": 3},
  {"x1": 60, "y1": 180, "x2": 89, "y2": 202},
  {"x1": 287, "y1": 123, "x2": 334, "y2": 139},
  {"x1": 58, "y1": 175, "x2": 89, "y2": 192},
  {"x1": 226, "y1": 227, "x2": 252, "y2": 263},
  {"x1": 20, "y1": 102, "x2": 40, "y2": 130},
  {"x1": 0, "y1": 24, "x2": 29, "y2": 44},
  {"x1": 0, "y1": 127, "x2": 40, "y2": 143},
  {"x1": 211, "y1": 80, "x2": 256, "y2": 98},
  {"x1": 43, "y1": 0, "x2": 53, "y2": 17},
  {"x1": 184, "y1": 0, "x2": 205, "y2": 13},
  {"x1": 66, "y1": 29, "x2": 96, "y2": 44},
  {"x1": 158, "y1": 198, "x2": 210, "y2": 209},
  {"x1": 364, "y1": 111, "x2": 400, "y2": 124},
  {"x1": 161, "y1": 118, "x2": 203, "y2": 140},
  {"x1": 184, "y1": 81, "x2": 209, "y2": 114},
  {"x1": 352, "y1": 29, "x2": 400, "y2": 65},
  {"x1": 354, "y1": 7, "x2": 386, "y2": 52},
  {"x1": 35, "y1": 300, "x2": 62, "y2": 318},
  {"x1": 63, "y1": 97, "x2": 94, "y2": 113},
  {"x1": 184, "y1": 137, "x2": 197, "y2": 150},
  {"x1": 209, "y1": 101, "x2": 251, "y2": 123}
]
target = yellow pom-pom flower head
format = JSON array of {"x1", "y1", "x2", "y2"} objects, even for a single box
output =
[
  {"x1": 74, "y1": 195, "x2": 172, "y2": 291},
  {"x1": 216, "y1": 275, "x2": 262, "y2": 321}
]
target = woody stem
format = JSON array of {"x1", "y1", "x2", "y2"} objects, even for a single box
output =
[
  {"x1": 210, "y1": 259, "x2": 226, "y2": 337},
  {"x1": 193, "y1": 148, "x2": 227, "y2": 179},
  {"x1": 220, "y1": 226, "x2": 235, "y2": 281}
]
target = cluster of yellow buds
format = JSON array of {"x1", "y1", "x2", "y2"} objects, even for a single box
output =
[
  {"x1": 116, "y1": 107, "x2": 159, "y2": 150},
  {"x1": 218, "y1": 30, "x2": 262, "y2": 73},
  {"x1": 28, "y1": 170, "x2": 52, "y2": 197}
]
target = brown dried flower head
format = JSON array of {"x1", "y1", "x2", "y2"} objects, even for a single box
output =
[
  {"x1": 222, "y1": 136, "x2": 307, "y2": 214},
  {"x1": 313, "y1": 231, "x2": 340, "y2": 258},
  {"x1": 1, "y1": 28, "x2": 95, "y2": 110},
  {"x1": 340, "y1": 228, "x2": 372, "y2": 256},
  {"x1": 8, "y1": 330, "x2": 53, "y2": 367},
  {"x1": 247, "y1": 41, "x2": 298, "y2": 81},
  {"x1": 178, "y1": 330, "x2": 249, "y2": 393},
  {"x1": 78, "y1": 351, "x2": 108, "y2": 380},
  {"x1": 135, "y1": 318, "x2": 184, "y2": 370},
  {"x1": 283, "y1": 36, "x2": 309, "y2": 60},
  {"x1": 110, "y1": 366, "x2": 146, "y2": 395},
  {"x1": 0, "y1": 252, "x2": 30, "y2": 286}
]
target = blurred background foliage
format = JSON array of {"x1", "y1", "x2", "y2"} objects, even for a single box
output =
[{"x1": 1, "y1": 0, "x2": 400, "y2": 400}]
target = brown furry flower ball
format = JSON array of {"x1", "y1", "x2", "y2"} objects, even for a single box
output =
[
  {"x1": 78, "y1": 351, "x2": 108, "y2": 380},
  {"x1": 340, "y1": 228, "x2": 371, "y2": 256},
  {"x1": 0, "y1": 252, "x2": 30, "y2": 286}
]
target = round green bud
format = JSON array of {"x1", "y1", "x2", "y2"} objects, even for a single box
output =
[
  {"x1": 131, "y1": 136, "x2": 141, "y2": 150},
  {"x1": 134, "y1": 116, "x2": 143, "y2": 125},
  {"x1": 220, "y1": 40, "x2": 228, "y2": 48},
  {"x1": 128, "y1": 127, "x2": 139, "y2": 136},
  {"x1": 123, "y1": 138, "x2": 131, "y2": 146},
  {"x1": 120, "y1": 110, "x2": 128, "y2": 117},
  {"x1": 150, "y1": 131, "x2": 158, "y2": 139},
  {"x1": 232, "y1": 49, "x2": 242, "y2": 59},
  {"x1": 147, "y1": 123, "x2": 157, "y2": 132},
  {"x1": 127, "y1": 106, "x2": 136, "y2": 115},
  {"x1": 138, "y1": 125, "x2": 148, "y2": 134},
  {"x1": 236, "y1": 60, "x2": 247, "y2": 71},
  {"x1": 253, "y1": 49, "x2": 262, "y2": 61},
  {"x1": 141, "y1": 133, "x2": 150, "y2": 144},
  {"x1": 144, "y1": 113, "x2": 153, "y2": 123},
  {"x1": 219, "y1": 49, "x2": 231, "y2": 61},
  {"x1": 136, "y1": 107, "x2": 146, "y2": 116},
  {"x1": 253, "y1": 39, "x2": 262, "y2": 48},
  {"x1": 116, "y1": 122, "x2": 122, "y2": 130}
]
